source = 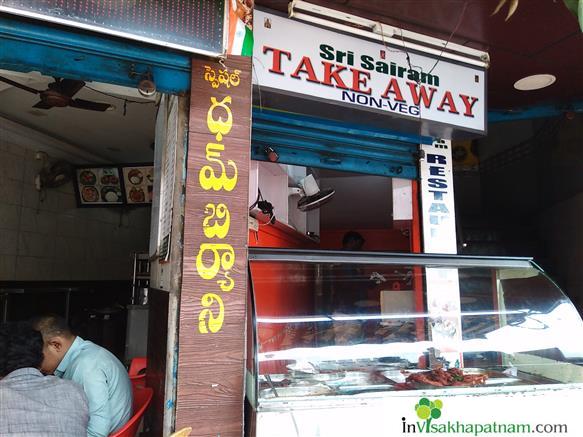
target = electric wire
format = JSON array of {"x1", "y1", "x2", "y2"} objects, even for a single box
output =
[
  {"x1": 84, "y1": 85, "x2": 156, "y2": 116},
  {"x1": 377, "y1": 0, "x2": 470, "y2": 154}
]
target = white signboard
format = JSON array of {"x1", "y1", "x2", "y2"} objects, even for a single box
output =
[
  {"x1": 420, "y1": 140, "x2": 462, "y2": 365},
  {"x1": 253, "y1": 10, "x2": 486, "y2": 134},
  {"x1": 420, "y1": 139, "x2": 457, "y2": 254}
]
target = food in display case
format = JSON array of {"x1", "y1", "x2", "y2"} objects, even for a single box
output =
[
  {"x1": 403, "y1": 367, "x2": 488, "y2": 388},
  {"x1": 75, "y1": 167, "x2": 123, "y2": 205},
  {"x1": 246, "y1": 249, "x2": 583, "y2": 437}
]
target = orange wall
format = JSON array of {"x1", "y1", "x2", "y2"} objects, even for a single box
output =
[
  {"x1": 319, "y1": 228, "x2": 410, "y2": 251},
  {"x1": 248, "y1": 222, "x2": 318, "y2": 250},
  {"x1": 249, "y1": 223, "x2": 317, "y2": 373}
]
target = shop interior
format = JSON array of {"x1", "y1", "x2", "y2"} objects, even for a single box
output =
[
  {"x1": 248, "y1": 161, "x2": 413, "y2": 252},
  {"x1": 0, "y1": 69, "x2": 157, "y2": 361},
  {"x1": 2, "y1": 68, "x2": 580, "y2": 366},
  {"x1": 1, "y1": 70, "x2": 581, "y2": 410}
]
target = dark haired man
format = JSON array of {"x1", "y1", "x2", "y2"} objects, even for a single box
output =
[
  {"x1": 33, "y1": 315, "x2": 132, "y2": 437},
  {"x1": 0, "y1": 322, "x2": 89, "y2": 436},
  {"x1": 342, "y1": 231, "x2": 365, "y2": 251}
]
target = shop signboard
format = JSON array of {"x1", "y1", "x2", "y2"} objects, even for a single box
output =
[
  {"x1": 0, "y1": 0, "x2": 225, "y2": 55},
  {"x1": 253, "y1": 10, "x2": 486, "y2": 135},
  {"x1": 175, "y1": 55, "x2": 252, "y2": 435}
]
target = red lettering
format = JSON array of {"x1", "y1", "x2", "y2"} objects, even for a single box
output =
[
  {"x1": 407, "y1": 82, "x2": 437, "y2": 108},
  {"x1": 459, "y1": 94, "x2": 479, "y2": 117},
  {"x1": 436, "y1": 91, "x2": 459, "y2": 114},
  {"x1": 349, "y1": 68, "x2": 371, "y2": 95},
  {"x1": 321, "y1": 62, "x2": 348, "y2": 89},
  {"x1": 381, "y1": 78, "x2": 406, "y2": 102},
  {"x1": 290, "y1": 57, "x2": 320, "y2": 83},
  {"x1": 263, "y1": 46, "x2": 291, "y2": 75}
]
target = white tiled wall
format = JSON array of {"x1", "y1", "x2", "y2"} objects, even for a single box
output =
[{"x1": 0, "y1": 145, "x2": 151, "y2": 281}]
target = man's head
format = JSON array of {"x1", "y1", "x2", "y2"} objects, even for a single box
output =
[
  {"x1": 0, "y1": 322, "x2": 44, "y2": 378},
  {"x1": 32, "y1": 315, "x2": 76, "y2": 375},
  {"x1": 342, "y1": 231, "x2": 365, "y2": 251}
]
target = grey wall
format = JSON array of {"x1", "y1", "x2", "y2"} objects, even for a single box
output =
[
  {"x1": 537, "y1": 193, "x2": 583, "y2": 310},
  {"x1": 0, "y1": 143, "x2": 151, "y2": 281},
  {"x1": 319, "y1": 172, "x2": 393, "y2": 230},
  {"x1": 456, "y1": 115, "x2": 582, "y2": 310},
  {"x1": 535, "y1": 115, "x2": 583, "y2": 311}
]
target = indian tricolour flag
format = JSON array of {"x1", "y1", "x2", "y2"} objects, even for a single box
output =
[{"x1": 227, "y1": 0, "x2": 254, "y2": 56}]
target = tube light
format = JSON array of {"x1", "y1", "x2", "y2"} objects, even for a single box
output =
[{"x1": 289, "y1": 0, "x2": 490, "y2": 69}]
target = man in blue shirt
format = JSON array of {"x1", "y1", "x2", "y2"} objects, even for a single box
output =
[{"x1": 33, "y1": 315, "x2": 132, "y2": 437}]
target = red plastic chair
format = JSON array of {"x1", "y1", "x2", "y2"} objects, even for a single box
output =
[
  {"x1": 128, "y1": 357, "x2": 147, "y2": 377},
  {"x1": 130, "y1": 374, "x2": 146, "y2": 390},
  {"x1": 109, "y1": 386, "x2": 153, "y2": 437},
  {"x1": 128, "y1": 357, "x2": 147, "y2": 390}
]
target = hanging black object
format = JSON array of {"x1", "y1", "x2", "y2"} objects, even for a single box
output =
[
  {"x1": 0, "y1": 75, "x2": 112, "y2": 111},
  {"x1": 295, "y1": 175, "x2": 335, "y2": 212},
  {"x1": 297, "y1": 187, "x2": 335, "y2": 212}
]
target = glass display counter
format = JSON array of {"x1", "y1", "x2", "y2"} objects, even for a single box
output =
[{"x1": 246, "y1": 249, "x2": 583, "y2": 437}]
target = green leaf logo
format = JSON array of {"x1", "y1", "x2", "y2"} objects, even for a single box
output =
[{"x1": 415, "y1": 398, "x2": 443, "y2": 428}]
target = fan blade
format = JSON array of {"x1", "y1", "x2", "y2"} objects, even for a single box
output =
[
  {"x1": 0, "y1": 75, "x2": 41, "y2": 94},
  {"x1": 32, "y1": 100, "x2": 54, "y2": 109},
  {"x1": 52, "y1": 78, "x2": 86, "y2": 97},
  {"x1": 69, "y1": 98, "x2": 111, "y2": 111}
]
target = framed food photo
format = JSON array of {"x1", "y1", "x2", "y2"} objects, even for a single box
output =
[
  {"x1": 122, "y1": 165, "x2": 154, "y2": 205},
  {"x1": 74, "y1": 166, "x2": 125, "y2": 206}
]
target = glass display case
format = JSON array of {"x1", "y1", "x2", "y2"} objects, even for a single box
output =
[{"x1": 246, "y1": 249, "x2": 583, "y2": 437}]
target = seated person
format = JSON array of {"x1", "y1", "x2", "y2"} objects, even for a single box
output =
[
  {"x1": 342, "y1": 231, "x2": 365, "y2": 252},
  {"x1": 0, "y1": 322, "x2": 89, "y2": 436},
  {"x1": 33, "y1": 315, "x2": 132, "y2": 437}
]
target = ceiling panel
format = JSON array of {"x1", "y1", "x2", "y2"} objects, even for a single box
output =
[{"x1": 0, "y1": 71, "x2": 157, "y2": 163}]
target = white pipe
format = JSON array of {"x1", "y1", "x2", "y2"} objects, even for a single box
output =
[{"x1": 289, "y1": 1, "x2": 489, "y2": 69}]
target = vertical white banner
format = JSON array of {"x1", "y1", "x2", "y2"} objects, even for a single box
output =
[
  {"x1": 425, "y1": 268, "x2": 463, "y2": 367},
  {"x1": 420, "y1": 139, "x2": 462, "y2": 366},
  {"x1": 420, "y1": 139, "x2": 457, "y2": 254}
]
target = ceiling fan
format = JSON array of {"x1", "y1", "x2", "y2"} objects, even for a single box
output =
[{"x1": 0, "y1": 75, "x2": 112, "y2": 111}]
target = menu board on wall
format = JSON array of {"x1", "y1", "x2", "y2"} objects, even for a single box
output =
[
  {"x1": 122, "y1": 165, "x2": 154, "y2": 205},
  {"x1": 74, "y1": 164, "x2": 153, "y2": 207},
  {"x1": 75, "y1": 167, "x2": 124, "y2": 206},
  {"x1": 0, "y1": 0, "x2": 225, "y2": 55}
]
